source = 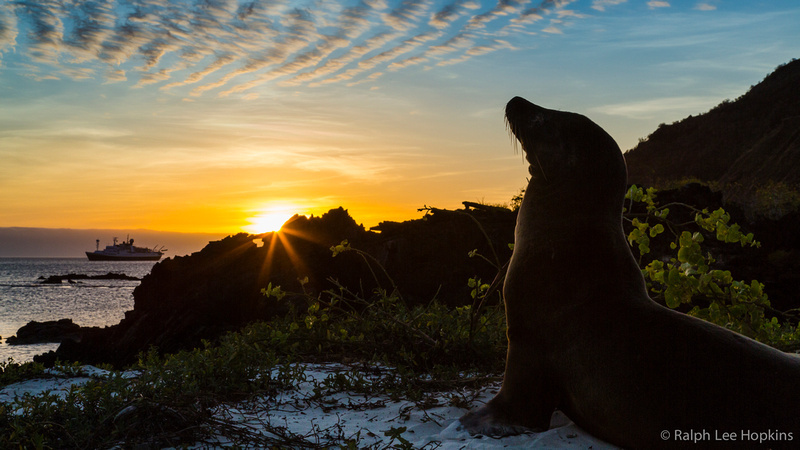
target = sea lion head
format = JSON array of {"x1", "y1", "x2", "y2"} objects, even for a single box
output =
[{"x1": 505, "y1": 96, "x2": 627, "y2": 213}]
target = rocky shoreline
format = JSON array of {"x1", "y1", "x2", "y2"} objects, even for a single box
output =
[
  {"x1": 38, "y1": 272, "x2": 141, "y2": 284},
  {"x1": 28, "y1": 190, "x2": 800, "y2": 368},
  {"x1": 34, "y1": 205, "x2": 515, "y2": 367},
  {"x1": 6, "y1": 319, "x2": 83, "y2": 345}
]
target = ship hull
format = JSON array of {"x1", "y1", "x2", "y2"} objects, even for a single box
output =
[{"x1": 85, "y1": 252, "x2": 162, "y2": 261}]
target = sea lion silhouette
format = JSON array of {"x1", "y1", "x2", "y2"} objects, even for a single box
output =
[{"x1": 459, "y1": 96, "x2": 800, "y2": 449}]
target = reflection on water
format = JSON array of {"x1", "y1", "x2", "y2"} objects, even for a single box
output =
[{"x1": 0, "y1": 258, "x2": 157, "y2": 363}]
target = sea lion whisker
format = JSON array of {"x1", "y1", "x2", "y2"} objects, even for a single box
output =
[
  {"x1": 505, "y1": 117, "x2": 521, "y2": 156},
  {"x1": 505, "y1": 119, "x2": 545, "y2": 178}
]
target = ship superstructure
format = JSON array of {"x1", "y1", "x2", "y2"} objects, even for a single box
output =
[{"x1": 85, "y1": 237, "x2": 165, "y2": 261}]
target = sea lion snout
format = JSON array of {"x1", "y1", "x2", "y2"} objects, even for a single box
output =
[
  {"x1": 505, "y1": 97, "x2": 626, "y2": 192},
  {"x1": 505, "y1": 96, "x2": 555, "y2": 181},
  {"x1": 505, "y1": 96, "x2": 546, "y2": 130}
]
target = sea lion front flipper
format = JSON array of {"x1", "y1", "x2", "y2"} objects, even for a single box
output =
[
  {"x1": 459, "y1": 347, "x2": 555, "y2": 436},
  {"x1": 458, "y1": 390, "x2": 553, "y2": 437}
]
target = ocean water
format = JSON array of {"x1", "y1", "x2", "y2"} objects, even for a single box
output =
[{"x1": 0, "y1": 258, "x2": 157, "y2": 364}]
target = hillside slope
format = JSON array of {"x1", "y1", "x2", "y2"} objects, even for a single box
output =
[{"x1": 625, "y1": 58, "x2": 800, "y2": 211}]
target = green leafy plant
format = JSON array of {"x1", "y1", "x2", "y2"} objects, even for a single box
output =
[
  {"x1": 624, "y1": 185, "x2": 800, "y2": 348},
  {"x1": 0, "y1": 359, "x2": 46, "y2": 389},
  {"x1": 262, "y1": 255, "x2": 506, "y2": 374}
]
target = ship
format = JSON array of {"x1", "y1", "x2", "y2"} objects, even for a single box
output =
[{"x1": 86, "y1": 236, "x2": 166, "y2": 261}]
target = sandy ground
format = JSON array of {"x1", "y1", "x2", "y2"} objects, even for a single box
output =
[{"x1": 0, "y1": 364, "x2": 617, "y2": 449}]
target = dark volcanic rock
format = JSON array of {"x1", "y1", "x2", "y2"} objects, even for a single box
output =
[
  {"x1": 7, "y1": 319, "x2": 81, "y2": 345},
  {"x1": 38, "y1": 272, "x2": 141, "y2": 284},
  {"x1": 43, "y1": 206, "x2": 514, "y2": 368},
  {"x1": 624, "y1": 58, "x2": 800, "y2": 213}
]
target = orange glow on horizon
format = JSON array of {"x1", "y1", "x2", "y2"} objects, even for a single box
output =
[
  {"x1": 245, "y1": 211, "x2": 295, "y2": 233},
  {"x1": 238, "y1": 198, "x2": 432, "y2": 236},
  {"x1": 244, "y1": 203, "x2": 302, "y2": 234}
]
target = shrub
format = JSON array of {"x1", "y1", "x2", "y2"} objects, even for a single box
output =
[
  {"x1": 625, "y1": 185, "x2": 800, "y2": 349},
  {"x1": 753, "y1": 181, "x2": 800, "y2": 219}
]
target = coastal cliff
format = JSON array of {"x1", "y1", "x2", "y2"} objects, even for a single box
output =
[{"x1": 43, "y1": 206, "x2": 515, "y2": 367}]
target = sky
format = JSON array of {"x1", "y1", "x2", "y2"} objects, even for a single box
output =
[{"x1": 1, "y1": 0, "x2": 798, "y2": 234}]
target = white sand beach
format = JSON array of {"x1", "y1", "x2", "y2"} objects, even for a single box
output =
[{"x1": 0, "y1": 364, "x2": 617, "y2": 449}]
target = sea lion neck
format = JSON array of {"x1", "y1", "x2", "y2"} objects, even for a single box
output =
[{"x1": 517, "y1": 194, "x2": 626, "y2": 249}]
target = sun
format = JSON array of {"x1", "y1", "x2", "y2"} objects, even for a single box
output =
[{"x1": 245, "y1": 210, "x2": 296, "y2": 234}]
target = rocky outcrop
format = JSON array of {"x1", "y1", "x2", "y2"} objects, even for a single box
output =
[
  {"x1": 38, "y1": 272, "x2": 141, "y2": 284},
  {"x1": 6, "y1": 319, "x2": 82, "y2": 345},
  {"x1": 41, "y1": 206, "x2": 515, "y2": 368}
]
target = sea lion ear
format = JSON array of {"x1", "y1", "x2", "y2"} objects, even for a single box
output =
[{"x1": 532, "y1": 113, "x2": 545, "y2": 124}]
